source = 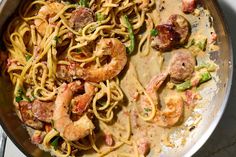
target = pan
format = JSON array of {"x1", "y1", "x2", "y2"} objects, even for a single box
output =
[{"x1": 0, "y1": 0, "x2": 233, "y2": 157}]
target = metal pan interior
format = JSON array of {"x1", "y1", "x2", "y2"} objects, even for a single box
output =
[{"x1": 0, "y1": 0, "x2": 233, "y2": 157}]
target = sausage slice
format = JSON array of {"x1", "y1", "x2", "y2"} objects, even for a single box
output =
[
  {"x1": 32, "y1": 100, "x2": 54, "y2": 123},
  {"x1": 151, "y1": 24, "x2": 180, "y2": 51},
  {"x1": 168, "y1": 14, "x2": 191, "y2": 45},
  {"x1": 69, "y1": 7, "x2": 94, "y2": 31},
  {"x1": 152, "y1": 14, "x2": 191, "y2": 52},
  {"x1": 169, "y1": 49, "x2": 196, "y2": 83},
  {"x1": 19, "y1": 101, "x2": 44, "y2": 130}
]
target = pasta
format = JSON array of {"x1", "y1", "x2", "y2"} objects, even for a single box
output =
[{"x1": 2, "y1": 0, "x2": 219, "y2": 156}]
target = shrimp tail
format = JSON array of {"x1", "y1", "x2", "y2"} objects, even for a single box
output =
[
  {"x1": 75, "y1": 38, "x2": 127, "y2": 82},
  {"x1": 142, "y1": 72, "x2": 184, "y2": 127},
  {"x1": 63, "y1": 114, "x2": 95, "y2": 141},
  {"x1": 155, "y1": 95, "x2": 184, "y2": 127}
]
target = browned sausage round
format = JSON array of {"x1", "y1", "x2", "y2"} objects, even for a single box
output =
[
  {"x1": 32, "y1": 100, "x2": 54, "y2": 123},
  {"x1": 69, "y1": 7, "x2": 94, "y2": 31},
  {"x1": 152, "y1": 14, "x2": 191, "y2": 52},
  {"x1": 19, "y1": 101, "x2": 44, "y2": 130},
  {"x1": 151, "y1": 24, "x2": 181, "y2": 51},
  {"x1": 168, "y1": 14, "x2": 191, "y2": 45},
  {"x1": 169, "y1": 49, "x2": 196, "y2": 83}
]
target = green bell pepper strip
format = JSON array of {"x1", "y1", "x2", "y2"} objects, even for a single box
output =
[
  {"x1": 176, "y1": 80, "x2": 192, "y2": 91},
  {"x1": 124, "y1": 15, "x2": 135, "y2": 54},
  {"x1": 175, "y1": 72, "x2": 212, "y2": 91},
  {"x1": 199, "y1": 71, "x2": 212, "y2": 83}
]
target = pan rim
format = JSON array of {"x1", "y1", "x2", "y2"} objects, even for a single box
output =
[
  {"x1": 183, "y1": 0, "x2": 234, "y2": 156},
  {"x1": 0, "y1": 0, "x2": 233, "y2": 157}
]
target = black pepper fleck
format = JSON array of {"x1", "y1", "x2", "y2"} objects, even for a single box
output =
[{"x1": 189, "y1": 126, "x2": 196, "y2": 131}]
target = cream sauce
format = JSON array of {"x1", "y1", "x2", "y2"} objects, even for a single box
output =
[
  {"x1": 102, "y1": 1, "x2": 219, "y2": 157},
  {"x1": 32, "y1": 0, "x2": 219, "y2": 156}
]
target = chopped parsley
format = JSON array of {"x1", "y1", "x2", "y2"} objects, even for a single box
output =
[
  {"x1": 15, "y1": 89, "x2": 24, "y2": 102},
  {"x1": 144, "y1": 108, "x2": 152, "y2": 112},
  {"x1": 15, "y1": 96, "x2": 23, "y2": 103},
  {"x1": 53, "y1": 36, "x2": 59, "y2": 44},
  {"x1": 15, "y1": 88, "x2": 32, "y2": 102},
  {"x1": 51, "y1": 136, "x2": 60, "y2": 150},
  {"x1": 25, "y1": 54, "x2": 32, "y2": 61},
  {"x1": 150, "y1": 29, "x2": 159, "y2": 36}
]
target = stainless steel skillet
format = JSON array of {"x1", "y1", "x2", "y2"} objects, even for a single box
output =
[{"x1": 0, "y1": 0, "x2": 233, "y2": 157}]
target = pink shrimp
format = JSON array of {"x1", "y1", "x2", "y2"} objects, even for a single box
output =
[
  {"x1": 154, "y1": 94, "x2": 184, "y2": 127},
  {"x1": 142, "y1": 73, "x2": 184, "y2": 127},
  {"x1": 75, "y1": 38, "x2": 127, "y2": 82},
  {"x1": 72, "y1": 82, "x2": 95, "y2": 115},
  {"x1": 34, "y1": 2, "x2": 64, "y2": 36},
  {"x1": 56, "y1": 38, "x2": 127, "y2": 83},
  {"x1": 53, "y1": 81, "x2": 95, "y2": 141}
]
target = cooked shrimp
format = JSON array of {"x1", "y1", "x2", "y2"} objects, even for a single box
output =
[
  {"x1": 145, "y1": 73, "x2": 169, "y2": 105},
  {"x1": 53, "y1": 81, "x2": 95, "y2": 141},
  {"x1": 72, "y1": 82, "x2": 95, "y2": 115},
  {"x1": 142, "y1": 73, "x2": 184, "y2": 127},
  {"x1": 76, "y1": 38, "x2": 127, "y2": 82},
  {"x1": 154, "y1": 94, "x2": 184, "y2": 127},
  {"x1": 34, "y1": 2, "x2": 64, "y2": 36}
]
